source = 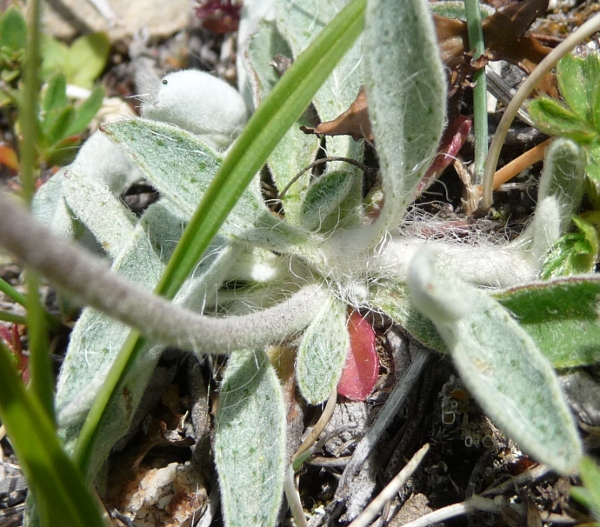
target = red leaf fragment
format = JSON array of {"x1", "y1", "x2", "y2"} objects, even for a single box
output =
[
  {"x1": 416, "y1": 114, "x2": 472, "y2": 196},
  {"x1": 337, "y1": 310, "x2": 379, "y2": 401}
]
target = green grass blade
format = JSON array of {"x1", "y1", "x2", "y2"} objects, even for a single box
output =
[
  {"x1": 19, "y1": 0, "x2": 55, "y2": 423},
  {"x1": 0, "y1": 341, "x2": 104, "y2": 527}
]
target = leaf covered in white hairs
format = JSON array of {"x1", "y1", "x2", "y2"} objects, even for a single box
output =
[
  {"x1": 408, "y1": 249, "x2": 583, "y2": 474},
  {"x1": 142, "y1": 70, "x2": 248, "y2": 150}
]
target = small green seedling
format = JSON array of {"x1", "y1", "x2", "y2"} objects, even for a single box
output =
[
  {"x1": 41, "y1": 32, "x2": 110, "y2": 90},
  {"x1": 0, "y1": 5, "x2": 27, "y2": 106},
  {"x1": 0, "y1": 5, "x2": 107, "y2": 168},
  {"x1": 37, "y1": 73, "x2": 104, "y2": 166},
  {"x1": 530, "y1": 51, "x2": 600, "y2": 190}
]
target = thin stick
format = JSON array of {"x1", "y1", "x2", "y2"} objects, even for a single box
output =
[
  {"x1": 336, "y1": 349, "x2": 431, "y2": 498},
  {"x1": 481, "y1": 11, "x2": 600, "y2": 212},
  {"x1": 348, "y1": 443, "x2": 430, "y2": 527},
  {"x1": 399, "y1": 495, "x2": 499, "y2": 527}
]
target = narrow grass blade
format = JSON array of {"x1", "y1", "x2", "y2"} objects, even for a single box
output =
[{"x1": 0, "y1": 341, "x2": 104, "y2": 527}]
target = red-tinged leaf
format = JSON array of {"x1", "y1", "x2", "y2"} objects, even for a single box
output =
[
  {"x1": 416, "y1": 114, "x2": 472, "y2": 196},
  {"x1": 0, "y1": 144, "x2": 18, "y2": 171},
  {"x1": 337, "y1": 311, "x2": 378, "y2": 401}
]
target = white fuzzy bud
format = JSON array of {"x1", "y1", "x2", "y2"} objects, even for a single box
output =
[{"x1": 141, "y1": 70, "x2": 248, "y2": 150}]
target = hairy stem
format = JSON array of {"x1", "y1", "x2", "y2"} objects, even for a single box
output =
[{"x1": 0, "y1": 193, "x2": 324, "y2": 354}]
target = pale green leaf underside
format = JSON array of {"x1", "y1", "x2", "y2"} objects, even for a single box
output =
[
  {"x1": 372, "y1": 274, "x2": 600, "y2": 370},
  {"x1": 215, "y1": 349, "x2": 286, "y2": 527},
  {"x1": 276, "y1": 0, "x2": 364, "y2": 122},
  {"x1": 296, "y1": 292, "x2": 349, "y2": 403},
  {"x1": 62, "y1": 167, "x2": 135, "y2": 258}
]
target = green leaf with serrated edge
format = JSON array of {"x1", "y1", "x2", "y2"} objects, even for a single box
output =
[
  {"x1": 245, "y1": 19, "x2": 320, "y2": 225},
  {"x1": 66, "y1": 32, "x2": 110, "y2": 89},
  {"x1": 300, "y1": 170, "x2": 357, "y2": 232},
  {"x1": 62, "y1": 167, "x2": 136, "y2": 258},
  {"x1": 579, "y1": 457, "x2": 600, "y2": 520},
  {"x1": 494, "y1": 276, "x2": 600, "y2": 368},
  {"x1": 541, "y1": 215, "x2": 598, "y2": 279},
  {"x1": 363, "y1": 0, "x2": 446, "y2": 236},
  {"x1": 55, "y1": 202, "x2": 237, "y2": 479},
  {"x1": 408, "y1": 250, "x2": 582, "y2": 474},
  {"x1": 372, "y1": 275, "x2": 600, "y2": 370},
  {"x1": 0, "y1": 6, "x2": 27, "y2": 51},
  {"x1": 529, "y1": 97, "x2": 596, "y2": 143},
  {"x1": 215, "y1": 349, "x2": 286, "y2": 527},
  {"x1": 297, "y1": 293, "x2": 349, "y2": 403},
  {"x1": 65, "y1": 84, "x2": 104, "y2": 137},
  {"x1": 557, "y1": 53, "x2": 600, "y2": 125}
]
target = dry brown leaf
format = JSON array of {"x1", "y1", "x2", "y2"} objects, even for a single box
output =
[
  {"x1": 434, "y1": 0, "x2": 553, "y2": 82},
  {"x1": 300, "y1": 86, "x2": 372, "y2": 141},
  {"x1": 300, "y1": 0, "x2": 553, "y2": 143}
]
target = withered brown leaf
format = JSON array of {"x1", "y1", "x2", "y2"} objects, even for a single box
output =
[
  {"x1": 300, "y1": 0, "x2": 553, "y2": 143},
  {"x1": 300, "y1": 86, "x2": 373, "y2": 142}
]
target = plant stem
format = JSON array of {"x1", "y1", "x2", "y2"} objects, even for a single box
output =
[
  {"x1": 0, "y1": 193, "x2": 326, "y2": 354},
  {"x1": 464, "y1": 0, "x2": 487, "y2": 186},
  {"x1": 20, "y1": 0, "x2": 54, "y2": 423},
  {"x1": 481, "y1": 11, "x2": 600, "y2": 212}
]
